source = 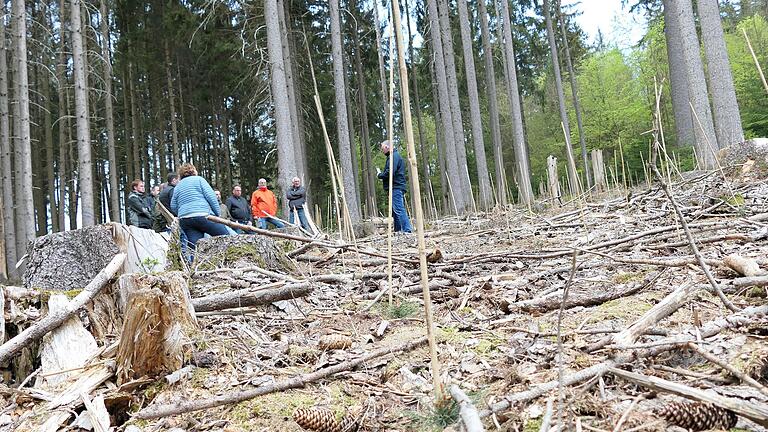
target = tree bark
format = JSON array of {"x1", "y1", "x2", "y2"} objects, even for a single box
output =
[
  {"x1": 265, "y1": 0, "x2": 298, "y2": 217},
  {"x1": 542, "y1": 0, "x2": 580, "y2": 195},
  {"x1": 41, "y1": 5, "x2": 59, "y2": 233},
  {"x1": 128, "y1": 60, "x2": 141, "y2": 181},
  {"x1": 192, "y1": 283, "x2": 313, "y2": 312},
  {"x1": 557, "y1": 1, "x2": 592, "y2": 189},
  {"x1": 57, "y1": 0, "x2": 70, "y2": 231},
  {"x1": 664, "y1": 0, "x2": 718, "y2": 168},
  {"x1": 0, "y1": 12, "x2": 16, "y2": 276},
  {"x1": 697, "y1": 0, "x2": 744, "y2": 147},
  {"x1": 164, "y1": 41, "x2": 180, "y2": 172},
  {"x1": 498, "y1": 0, "x2": 534, "y2": 205},
  {"x1": 663, "y1": 1, "x2": 695, "y2": 148},
  {"x1": 457, "y1": 0, "x2": 493, "y2": 209},
  {"x1": 12, "y1": 0, "x2": 35, "y2": 246},
  {"x1": 351, "y1": 0, "x2": 377, "y2": 218},
  {"x1": 427, "y1": 0, "x2": 463, "y2": 214},
  {"x1": 438, "y1": 0, "x2": 473, "y2": 210},
  {"x1": 278, "y1": 0, "x2": 306, "y2": 182},
  {"x1": 329, "y1": 0, "x2": 361, "y2": 222},
  {"x1": 405, "y1": 0, "x2": 435, "y2": 218},
  {"x1": 429, "y1": 50, "x2": 449, "y2": 213},
  {"x1": 71, "y1": 0, "x2": 95, "y2": 226},
  {"x1": 478, "y1": 0, "x2": 507, "y2": 206},
  {"x1": 99, "y1": 0, "x2": 120, "y2": 223},
  {"x1": 372, "y1": 1, "x2": 389, "y2": 137}
]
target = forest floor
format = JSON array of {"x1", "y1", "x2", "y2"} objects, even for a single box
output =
[
  {"x1": 3, "y1": 160, "x2": 768, "y2": 432},
  {"x1": 129, "y1": 162, "x2": 768, "y2": 431}
]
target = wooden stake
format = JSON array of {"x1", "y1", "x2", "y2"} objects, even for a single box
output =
[
  {"x1": 743, "y1": 27, "x2": 768, "y2": 95},
  {"x1": 387, "y1": 11, "x2": 396, "y2": 306},
  {"x1": 391, "y1": 0, "x2": 444, "y2": 399}
]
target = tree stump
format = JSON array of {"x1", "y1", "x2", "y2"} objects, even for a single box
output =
[
  {"x1": 115, "y1": 272, "x2": 197, "y2": 384},
  {"x1": 193, "y1": 234, "x2": 294, "y2": 272}
]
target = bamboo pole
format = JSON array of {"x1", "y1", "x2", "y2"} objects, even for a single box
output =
[
  {"x1": 386, "y1": 11, "x2": 396, "y2": 306},
  {"x1": 391, "y1": 0, "x2": 444, "y2": 399},
  {"x1": 743, "y1": 27, "x2": 768, "y2": 95}
]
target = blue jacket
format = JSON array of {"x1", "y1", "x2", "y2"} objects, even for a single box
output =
[
  {"x1": 378, "y1": 149, "x2": 407, "y2": 191},
  {"x1": 170, "y1": 175, "x2": 221, "y2": 218}
]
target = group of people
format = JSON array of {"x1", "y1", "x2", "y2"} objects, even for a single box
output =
[{"x1": 124, "y1": 140, "x2": 412, "y2": 255}]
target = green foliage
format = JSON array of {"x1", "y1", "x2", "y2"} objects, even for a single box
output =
[
  {"x1": 727, "y1": 15, "x2": 768, "y2": 138},
  {"x1": 380, "y1": 300, "x2": 419, "y2": 319},
  {"x1": 407, "y1": 399, "x2": 460, "y2": 431}
]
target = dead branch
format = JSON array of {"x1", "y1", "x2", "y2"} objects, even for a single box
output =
[
  {"x1": 449, "y1": 384, "x2": 485, "y2": 432},
  {"x1": 191, "y1": 282, "x2": 312, "y2": 312},
  {"x1": 686, "y1": 342, "x2": 768, "y2": 398},
  {"x1": 607, "y1": 367, "x2": 768, "y2": 427},
  {"x1": 134, "y1": 336, "x2": 429, "y2": 419},
  {"x1": 0, "y1": 254, "x2": 126, "y2": 365}
]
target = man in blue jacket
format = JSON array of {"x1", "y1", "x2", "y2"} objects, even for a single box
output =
[{"x1": 377, "y1": 140, "x2": 412, "y2": 233}]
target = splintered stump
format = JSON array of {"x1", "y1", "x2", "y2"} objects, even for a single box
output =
[{"x1": 116, "y1": 272, "x2": 197, "y2": 384}]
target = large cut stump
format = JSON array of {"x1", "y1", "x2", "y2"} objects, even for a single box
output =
[
  {"x1": 718, "y1": 138, "x2": 768, "y2": 174},
  {"x1": 115, "y1": 272, "x2": 197, "y2": 384},
  {"x1": 193, "y1": 234, "x2": 294, "y2": 272}
]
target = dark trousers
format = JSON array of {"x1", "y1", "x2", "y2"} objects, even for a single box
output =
[
  {"x1": 391, "y1": 188, "x2": 412, "y2": 233},
  {"x1": 180, "y1": 216, "x2": 230, "y2": 250}
]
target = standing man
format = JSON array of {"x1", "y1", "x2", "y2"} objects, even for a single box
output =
[
  {"x1": 146, "y1": 184, "x2": 160, "y2": 212},
  {"x1": 159, "y1": 174, "x2": 179, "y2": 215},
  {"x1": 286, "y1": 177, "x2": 312, "y2": 233},
  {"x1": 214, "y1": 190, "x2": 231, "y2": 220},
  {"x1": 226, "y1": 185, "x2": 252, "y2": 229},
  {"x1": 251, "y1": 178, "x2": 285, "y2": 229},
  {"x1": 127, "y1": 179, "x2": 153, "y2": 229},
  {"x1": 377, "y1": 141, "x2": 412, "y2": 233}
]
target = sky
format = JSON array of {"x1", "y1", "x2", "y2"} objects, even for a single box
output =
[{"x1": 569, "y1": 0, "x2": 648, "y2": 50}]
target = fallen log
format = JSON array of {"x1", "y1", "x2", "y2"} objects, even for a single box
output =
[
  {"x1": 608, "y1": 367, "x2": 768, "y2": 427},
  {"x1": 134, "y1": 336, "x2": 429, "y2": 419},
  {"x1": 507, "y1": 271, "x2": 661, "y2": 314},
  {"x1": 191, "y1": 282, "x2": 313, "y2": 312},
  {"x1": 115, "y1": 272, "x2": 197, "y2": 383},
  {"x1": 450, "y1": 384, "x2": 485, "y2": 432},
  {"x1": 0, "y1": 254, "x2": 126, "y2": 365}
]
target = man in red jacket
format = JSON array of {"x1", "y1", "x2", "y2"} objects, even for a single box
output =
[{"x1": 250, "y1": 178, "x2": 285, "y2": 229}]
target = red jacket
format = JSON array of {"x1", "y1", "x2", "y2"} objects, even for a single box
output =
[{"x1": 251, "y1": 188, "x2": 278, "y2": 218}]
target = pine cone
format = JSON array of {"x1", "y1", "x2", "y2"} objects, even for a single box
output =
[
  {"x1": 293, "y1": 408, "x2": 359, "y2": 432},
  {"x1": 655, "y1": 401, "x2": 737, "y2": 431},
  {"x1": 426, "y1": 248, "x2": 443, "y2": 263},
  {"x1": 318, "y1": 334, "x2": 353, "y2": 351}
]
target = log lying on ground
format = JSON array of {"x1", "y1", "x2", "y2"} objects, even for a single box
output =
[
  {"x1": 0, "y1": 254, "x2": 126, "y2": 365},
  {"x1": 134, "y1": 336, "x2": 429, "y2": 419},
  {"x1": 450, "y1": 384, "x2": 485, "y2": 432},
  {"x1": 191, "y1": 282, "x2": 313, "y2": 312},
  {"x1": 116, "y1": 272, "x2": 197, "y2": 384},
  {"x1": 509, "y1": 271, "x2": 661, "y2": 313},
  {"x1": 608, "y1": 367, "x2": 768, "y2": 427}
]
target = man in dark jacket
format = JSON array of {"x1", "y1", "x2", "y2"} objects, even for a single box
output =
[
  {"x1": 377, "y1": 141, "x2": 412, "y2": 233},
  {"x1": 159, "y1": 174, "x2": 178, "y2": 215},
  {"x1": 127, "y1": 179, "x2": 153, "y2": 229},
  {"x1": 286, "y1": 177, "x2": 311, "y2": 233},
  {"x1": 226, "y1": 185, "x2": 252, "y2": 231}
]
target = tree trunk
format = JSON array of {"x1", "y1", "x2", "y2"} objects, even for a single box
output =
[
  {"x1": 0, "y1": 12, "x2": 17, "y2": 277},
  {"x1": 128, "y1": 61, "x2": 141, "y2": 181},
  {"x1": 438, "y1": 0, "x2": 473, "y2": 210},
  {"x1": 329, "y1": 0, "x2": 361, "y2": 222},
  {"x1": 265, "y1": 0, "x2": 298, "y2": 217},
  {"x1": 429, "y1": 49, "x2": 448, "y2": 213},
  {"x1": 664, "y1": 0, "x2": 718, "y2": 168},
  {"x1": 100, "y1": 0, "x2": 120, "y2": 223},
  {"x1": 697, "y1": 0, "x2": 744, "y2": 147},
  {"x1": 67, "y1": 88, "x2": 77, "y2": 229},
  {"x1": 351, "y1": 0, "x2": 377, "y2": 218},
  {"x1": 663, "y1": 0, "x2": 695, "y2": 148},
  {"x1": 372, "y1": 1, "x2": 389, "y2": 137},
  {"x1": 405, "y1": 0, "x2": 435, "y2": 219},
  {"x1": 456, "y1": 0, "x2": 492, "y2": 209},
  {"x1": 12, "y1": 0, "x2": 35, "y2": 247},
  {"x1": 41, "y1": 5, "x2": 58, "y2": 232},
  {"x1": 71, "y1": 0, "x2": 95, "y2": 226},
  {"x1": 57, "y1": 0, "x2": 70, "y2": 231},
  {"x1": 277, "y1": 0, "x2": 306, "y2": 181},
  {"x1": 164, "y1": 41, "x2": 180, "y2": 172},
  {"x1": 121, "y1": 64, "x2": 133, "y2": 184},
  {"x1": 478, "y1": 0, "x2": 507, "y2": 206},
  {"x1": 558, "y1": 0, "x2": 592, "y2": 189},
  {"x1": 542, "y1": 0, "x2": 580, "y2": 195},
  {"x1": 426, "y1": 0, "x2": 463, "y2": 214},
  {"x1": 498, "y1": 0, "x2": 534, "y2": 205}
]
